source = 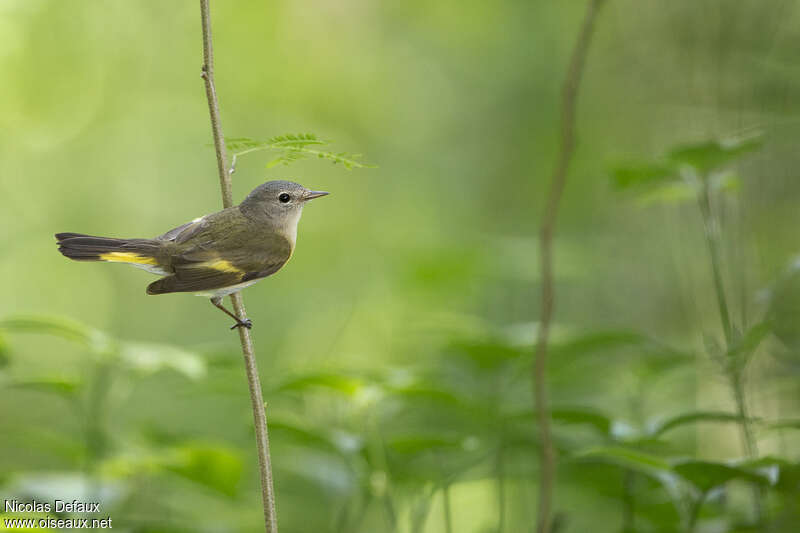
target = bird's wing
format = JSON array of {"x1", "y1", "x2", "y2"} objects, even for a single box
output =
[
  {"x1": 156, "y1": 218, "x2": 207, "y2": 242},
  {"x1": 147, "y1": 234, "x2": 291, "y2": 295},
  {"x1": 156, "y1": 206, "x2": 243, "y2": 244}
]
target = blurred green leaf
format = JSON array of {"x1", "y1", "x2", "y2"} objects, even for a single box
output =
[
  {"x1": 767, "y1": 258, "x2": 800, "y2": 354},
  {"x1": 165, "y1": 443, "x2": 242, "y2": 498},
  {"x1": 102, "y1": 442, "x2": 243, "y2": 498},
  {"x1": 0, "y1": 332, "x2": 9, "y2": 368},
  {"x1": 445, "y1": 338, "x2": 526, "y2": 370},
  {"x1": 667, "y1": 133, "x2": 763, "y2": 175},
  {"x1": 635, "y1": 181, "x2": 697, "y2": 207},
  {"x1": 740, "y1": 457, "x2": 800, "y2": 493},
  {"x1": 549, "y1": 330, "x2": 691, "y2": 362},
  {"x1": 762, "y1": 419, "x2": 800, "y2": 431},
  {"x1": 384, "y1": 382, "x2": 463, "y2": 406},
  {"x1": 15, "y1": 428, "x2": 85, "y2": 462},
  {"x1": 278, "y1": 372, "x2": 364, "y2": 396},
  {"x1": 671, "y1": 459, "x2": 770, "y2": 493},
  {"x1": 280, "y1": 448, "x2": 355, "y2": 493},
  {"x1": 710, "y1": 170, "x2": 741, "y2": 194},
  {"x1": 551, "y1": 407, "x2": 612, "y2": 436},
  {"x1": 388, "y1": 435, "x2": 465, "y2": 455},
  {"x1": 119, "y1": 342, "x2": 206, "y2": 380},
  {"x1": 551, "y1": 330, "x2": 648, "y2": 355},
  {"x1": 269, "y1": 418, "x2": 364, "y2": 456},
  {"x1": 7, "y1": 376, "x2": 83, "y2": 397},
  {"x1": 8, "y1": 472, "x2": 124, "y2": 507},
  {"x1": 648, "y1": 411, "x2": 752, "y2": 438},
  {"x1": 612, "y1": 161, "x2": 676, "y2": 189},
  {"x1": 572, "y1": 447, "x2": 672, "y2": 479},
  {"x1": 0, "y1": 315, "x2": 112, "y2": 355},
  {"x1": 548, "y1": 330, "x2": 694, "y2": 377},
  {"x1": 726, "y1": 321, "x2": 772, "y2": 367}
]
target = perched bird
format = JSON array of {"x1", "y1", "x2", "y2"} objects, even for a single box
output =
[{"x1": 56, "y1": 180, "x2": 328, "y2": 329}]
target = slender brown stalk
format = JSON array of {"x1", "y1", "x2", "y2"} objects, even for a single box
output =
[
  {"x1": 533, "y1": 2, "x2": 606, "y2": 532},
  {"x1": 199, "y1": 2, "x2": 278, "y2": 531}
]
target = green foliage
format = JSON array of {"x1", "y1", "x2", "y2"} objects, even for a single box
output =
[
  {"x1": 767, "y1": 258, "x2": 800, "y2": 355},
  {"x1": 613, "y1": 161, "x2": 677, "y2": 189},
  {"x1": 612, "y1": 132, "x2": 764, "y2": 203},
  {"x1": 278, "y1": 372, "x2": 365, "y2": 397},
  {"x1": 0, "y1": 314, "x2": 229, "y2": 525},
  {"x1": 0, "y1": 315, "x2": 112, "y2": 356},
  {"x1": 551, "y1": 407, "x2": 613, "y2": 436},
  {"x1": 724, "y1": 321, "x2": 773, "y2": 372},
  {"x1": 671, "y1": 459, "x2": 771, "y2": 493},
  {"x1": 7, "y1": 3, "x2": 800, "y2": 531},
  {"x1": 610, "y1": 130, "x2": 791, "y2": 532},
  {"x1": 7, "y1": 376, "x2": 83, "y2": 398},
  {"x1": 226, "y1": 133, "x2": 373, "y2": 170},
  {"x1": 572, "y1": 447, "x2": 672, "y2": 480},
  {"x1": 0, "y1": 332, "x2": 10, "y2": 368},
  {"x1": 667, "y1": 134, "x2": 763, "y2": 175},
  {"x1": 164, "y1": 443, "x2": 243, "y2": 498},
  {"x1": 119, "y1": 342, "x2": 206, "y2": 380},
  {"x1": 648, "y1": 411, "x2": 753, "y2": 438}
]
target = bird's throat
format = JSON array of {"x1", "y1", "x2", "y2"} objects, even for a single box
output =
[{"x1": 275, "y1": 206, "x2": 303, "y2": 248}]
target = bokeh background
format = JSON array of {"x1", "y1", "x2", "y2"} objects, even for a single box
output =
[{"x1": 2, "y1": 1, "x2": 800, "y2": 532}]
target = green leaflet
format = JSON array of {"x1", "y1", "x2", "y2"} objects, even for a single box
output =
[{"x1": 225, "y1": 133, "x2": 373, "y2": 170}]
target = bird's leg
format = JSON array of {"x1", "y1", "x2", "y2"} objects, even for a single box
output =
[{"x1": 210, "y1": 297, "x2": 253, "y2": 330}]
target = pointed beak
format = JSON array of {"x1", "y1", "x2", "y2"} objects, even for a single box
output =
[{"x1": 302, "y1": 190, "x2": 330, "y2": 201}]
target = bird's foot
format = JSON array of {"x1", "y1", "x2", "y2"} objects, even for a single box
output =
[{"x1": 230, "y1": 318, "x2": 253, "y2": 330}]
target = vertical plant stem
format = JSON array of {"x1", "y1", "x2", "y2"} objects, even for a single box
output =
[
  {"x1": 697, "y1": 181, "x2": 761, "y2": 520},
  {"x1": 698, "y1": 184, "x2": 733, "y2": 343},
  {"x1": 621, "y1": 470, "x2": 635, "y2": 533},
  {"x1": 199, "y1": 2, "x2": 278, "y2": 532},
  {"x1": 686, "y1": 491, "x2": 708, "y2": 533},
  {"x1": 84, "y1": 361, "x2": 113, "y2": 469},
  {"x1": 366, "y1": 412, "x2": 397, "y2": 531},
  {"x1": 496, "y1": 446, "x2": 507, "y2": 533},
  {"x1": 532, "y1": 2, "x2": 605, "y2": 532},
  {"x1": 442, "y1": 484, "x2": 454, "y2": 533}
]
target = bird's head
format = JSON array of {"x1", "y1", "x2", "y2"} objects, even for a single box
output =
[{"x1": 240, "y1": 180, "x2": 329, "y2": 237}]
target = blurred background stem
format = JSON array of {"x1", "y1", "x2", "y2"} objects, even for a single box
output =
[
  {"x1": 686, "y1": 491, "x2": 708, "y2": 533},
  {"x1": 621, "y1": 470, "x2": 635, "y2": 533},
  {"x1": 697, "y1": 179, "x2": 761, "y2": 521},
  {"x1": 442, "y1": 483, "x2": 453, "y2": 533},
  {"x1": 496, "y1": 445, "x2": 506, "y2": 533},
  {"x1": 84, "y1": 361, "x2": 112, "y2": 470},
  {"x1": 532, "y1": 1, "x2": 606, "y2": 531}
]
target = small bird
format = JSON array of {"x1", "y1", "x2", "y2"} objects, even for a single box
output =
[{"x1": 56, "y1": 180, "x2": 328, "y2": 330}]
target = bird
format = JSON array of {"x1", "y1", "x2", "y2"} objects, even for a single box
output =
[{"x1": 56, "y1": 180, "x2": 329, "y2": 330}]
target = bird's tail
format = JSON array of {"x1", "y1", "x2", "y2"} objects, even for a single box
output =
[{"x1": 55, "y1": 233, "x2": 165, "y2": 269}]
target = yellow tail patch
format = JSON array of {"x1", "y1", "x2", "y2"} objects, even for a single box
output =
[{"x1": 99, "y1": 252, "x2": 159, "y2": 265}]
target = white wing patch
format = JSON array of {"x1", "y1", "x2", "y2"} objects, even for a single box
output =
[{"x1": 128, "y1": 262, "x2": 170, "y2": 276}]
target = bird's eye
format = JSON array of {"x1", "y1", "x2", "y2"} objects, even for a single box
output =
[{"x1": 278, "y1": 193, "x2": 291, "y2": 203}]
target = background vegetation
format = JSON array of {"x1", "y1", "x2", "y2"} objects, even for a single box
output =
[{"x1": 2, "y1": 1, "x2": 800, "y2": 532}]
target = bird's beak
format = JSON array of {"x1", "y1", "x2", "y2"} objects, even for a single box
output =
[{"x1": 302, "y1": 190, "x2": 330, "y2": 201}]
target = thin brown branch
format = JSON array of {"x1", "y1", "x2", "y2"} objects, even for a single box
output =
[
  {"x1": 533, "y1": 2, "x2": 606, "y2": 533},
  {"x1": 199, "y1": 2, "x2": 278, "y2": 532}
]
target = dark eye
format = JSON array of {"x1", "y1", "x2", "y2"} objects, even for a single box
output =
[{"x1": 278, "y1": 193, "x2": 291, "y2": 203}]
